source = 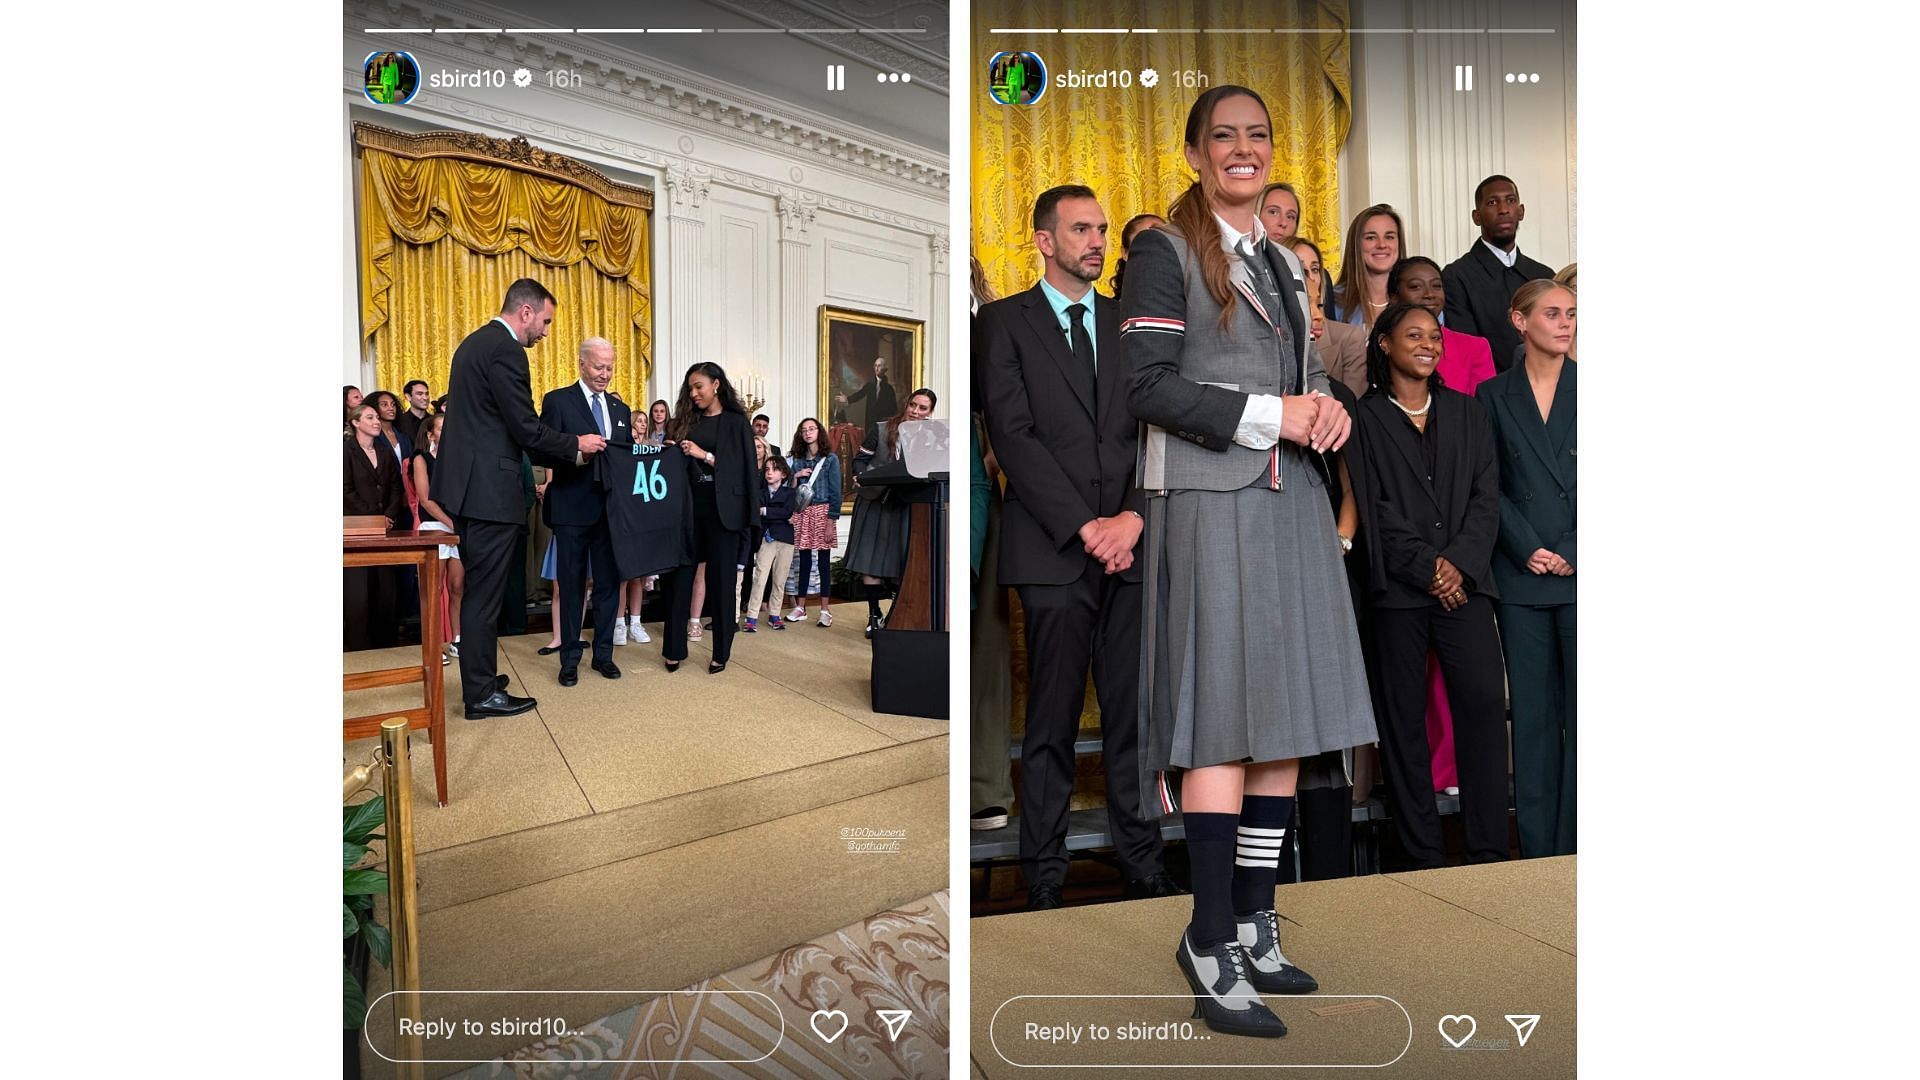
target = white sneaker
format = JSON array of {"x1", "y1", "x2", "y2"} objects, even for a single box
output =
[
  {"x1": 818, "y1": 609, "x2": 834, "y2": 628},
  {"x1": 612, "y1": 619, "x2": 628, "y2": 646},
  {"x1": 789, "y1": 605, "x2": 807, "y2": 622},
  {"x1": 630, "y1": 617, "x2": 651, "y2": 644}
]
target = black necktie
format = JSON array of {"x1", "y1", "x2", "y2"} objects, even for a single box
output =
[{"x1": 1066, "y1": 302, "x2": 1095, "y2": 375}]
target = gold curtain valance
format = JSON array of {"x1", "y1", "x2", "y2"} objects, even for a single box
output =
[
  {"x1": 972, "y1": 0, "x2": 1352, "y2": 302},
  {"x1": 354, "y1": 124, "x2": 654, "y2": 406}
]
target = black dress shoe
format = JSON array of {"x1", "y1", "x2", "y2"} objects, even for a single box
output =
[
  {"x1": 592, "y1": 659, "x2": 621, "y2": 679},
  {"x1": 537, "y1": 644, "x2": 562, "y2": 656},
  {"x1": 1125, "y1": 871, "x2": 1187, "y2": 899},
  {"x1": 464, "y1": 690, "x2": 537, "y2": 719},
  {"x1": 1176, "y1": 930, "x2": 1287, "y2": 1038},
  {"x1": 971, "y1": 806, "x2": 1009, "y2": 831},
  {"x1": 1237, "y1": 909, "x2": 1318, "y2": 994},
  {"x1": 558, "y1": 667, "x2": 578, "y2": 687},
  {"x1": 1027, "y1": 883, "x2": 1064, "y2": 911}
]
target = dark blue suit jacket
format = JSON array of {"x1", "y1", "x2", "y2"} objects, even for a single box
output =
[
  {"x1": 1476, "y1": 360, "x2": 1575, "y2": 606},
  {"x1": 538, "y1": 383, "x2": 632, "y2": 528}
]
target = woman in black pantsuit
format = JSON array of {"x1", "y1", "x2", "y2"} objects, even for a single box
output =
[
  {"x1": 344, "y1": 403, "x2": 408, "y2": 650},
  {"x1": 1477, "y1": 280, "x2": 1576, "y2": 857},
  {"x1": 664, "y1": 363, "x2": 758, "y2": 673},
  {"x1": 1349, "y1": 303, "x2": 1510, "y2": 869}
]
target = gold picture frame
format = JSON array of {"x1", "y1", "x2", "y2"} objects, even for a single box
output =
[{"x1": 817, "y1": 306, "x2": 925, "y2": 513}]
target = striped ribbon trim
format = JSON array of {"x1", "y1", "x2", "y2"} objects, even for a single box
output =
[{"x1": 1121, "y1": 317, "x2": 1185, "y2": 335}]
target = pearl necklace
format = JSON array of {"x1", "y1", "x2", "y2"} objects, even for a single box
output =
[{"x1": 1390, "y1": 393, "x2": 1432, "y2": 418}]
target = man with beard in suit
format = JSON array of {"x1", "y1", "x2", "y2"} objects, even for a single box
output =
[
  {"x1": 540, "y1": 337, "x2": 631, "y2": 687},
  {"x1": 438, "y1": 279, "x2": 606, "y2": 719},
  {"x1": 1441, "y1": 174, "x2": 1555, "y2": 372},
  {"x1": 980, "y1": 184, "x2": 1176, "y2": 910}
]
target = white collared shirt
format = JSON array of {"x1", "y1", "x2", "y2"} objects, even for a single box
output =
[
  {"x1": 577, "y1": 379, "x2": 610, "y2": 437},
  {"x1": 1481, "y1": 239, "x2": 1520, "y2": 268},
  {"x1": 492, "y1": 315, "x2": 518, "y2": 340},
  {"x1": 1212, "y1": 211, "x2": 1313, "y2": 451}
]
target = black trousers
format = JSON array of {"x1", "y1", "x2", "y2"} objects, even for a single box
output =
[
  {"x1": 1015, "y1": 560, "x2": 1163, "y2": 887},
  {"x1": 554, "y1": 519, "x2": 617, "y2": 669},
  {"x1": 1498, "y1": 601, "x2": 1576, "y2": 857},
  {"x1": 455, "y1": 516, "x2": 520, "y2": 706},
  {"x1": 1373, "y1": 596, "x2": 1510, "y2": 867},
  {"x1": 665, "y1": 502, "x2": 749, "y2": 666}
]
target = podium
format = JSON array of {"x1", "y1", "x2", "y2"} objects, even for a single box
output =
[
  {"x1": 343, "y1": 529, "x2": 454, "y2": 805},
  {"x1": 860, "y1": 419, "x2": 949, "y2": 719}
]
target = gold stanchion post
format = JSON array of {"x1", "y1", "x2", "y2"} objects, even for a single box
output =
[{"x1": 380, "y1": 718, "x2": 425, "y2": 1080}]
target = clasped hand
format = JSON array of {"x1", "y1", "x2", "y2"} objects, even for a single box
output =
[
  {"x1": 1080, "y1": 514, "x2": 1142, "y2": 575},
  {"x1": 1278, "y1": 394, "x2": 1352, "y2": 453},
  {"x1": 577, "y1": 433, "x2": 607, "y2": 455},
  {"x1": 1527, "y1": 548, "x2": 1573, "y2": 576},
  {"x1": 1430, "y1": 556, "x2": 1468, "y2": 611}
]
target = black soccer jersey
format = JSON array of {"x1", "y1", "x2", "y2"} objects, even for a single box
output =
[{"x1": 602, "y1": 442, "x2": 695, "y2": 579}]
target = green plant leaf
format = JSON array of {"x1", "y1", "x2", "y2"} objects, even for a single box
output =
[
  {"x1": 344, "y1": 960, "x2": 366, "y2": 1030},
  {"x1": 362, "y1": 919, "x2": 392, "y2": 969},
  {"x1": 349, "y1": 892, "x2": 374, "y2": 915},
  {"x1": 344, "y1": 842, "x2": 369, "y2": 870},
  {"x1": 343, "y1": 868, "x2": 387, "y2": 896},
  {"x1": 344, "y1": 903, "x2": 358, "y2": 938},
  {"x1": 343, "y1": 797, "x2": 386, "y2": 844}
]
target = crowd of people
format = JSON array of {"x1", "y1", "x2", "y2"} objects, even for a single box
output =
[
  {"x1": 343, "y1": 279, "x2": 941, "y2": 701},
  {"x1": 971, "y1": 85, "x2": 1576, "y2": 1039}
]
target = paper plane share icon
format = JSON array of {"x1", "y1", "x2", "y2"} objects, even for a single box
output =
[
  {"x1": 1505, "y1": 1014, "x2": 1540, "y2": 1047},
  {"x1": 876, "y1": 1009, "x2": 913, "y2": 1041}
]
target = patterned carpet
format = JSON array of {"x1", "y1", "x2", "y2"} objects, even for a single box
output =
[{"x1": 445, "y1": 892, "x2": 949, "y2": 1079}]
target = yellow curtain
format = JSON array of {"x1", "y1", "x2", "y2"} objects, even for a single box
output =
[
  {"x1": 358, "y1": 145, "x2": 653, "y2": 408},
  {"x1": 972, "y1": 0, "x2": 1351, "y2": 301}
]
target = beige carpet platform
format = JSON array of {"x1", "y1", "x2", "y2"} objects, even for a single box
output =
[
  {"x1": 970, "y1": 857, "x2": 1575, "y2": 1079},
  {"x1": 347, "y1": 620, "x2": 947, "y2": 1078}
]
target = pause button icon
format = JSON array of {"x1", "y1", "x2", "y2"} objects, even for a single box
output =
[
  {"x1": 1454, "y1": 64, "x2": 1473, "y2": 91},
  {"x1": 827, "y1": 64, "x2": 846, "y2": 91}
]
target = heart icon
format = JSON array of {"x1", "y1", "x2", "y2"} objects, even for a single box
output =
[
  {"x1": 810, "y1": 1009, "x2": 849, "y2": 1044},
  {"x1": 1437, "y1": 1014, "x2": 1476, "y2": 1048}
]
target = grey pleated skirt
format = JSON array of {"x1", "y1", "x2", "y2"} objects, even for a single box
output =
[{"x1": 1138, "y1": 447, "x2": 1378, "y2": 813}]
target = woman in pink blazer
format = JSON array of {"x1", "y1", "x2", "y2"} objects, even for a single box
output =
[{"x1": 1388, "y1": 256, "x2": 1497, "y2": 794}]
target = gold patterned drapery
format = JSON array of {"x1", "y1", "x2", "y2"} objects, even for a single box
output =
[
  {"x1": 354, "y1": 124, "x2": 654, "y2": 408},
  {"x1": 972, "y1": 1, "x2": 1351, "y2": 301}
]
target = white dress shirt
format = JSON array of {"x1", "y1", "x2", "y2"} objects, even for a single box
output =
[{"x1": 1481, "y1": 239, "x2": 1520, "y2": 268}]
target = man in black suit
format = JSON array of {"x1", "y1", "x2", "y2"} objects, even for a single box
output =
[
  {"x1": 396, "y1": 379, "x2": 431, "y2": 447},
  {"x1": 438, "y1": 279, "x2": 606, "y2": 719},
  {"x1": 539, "y1": 337, "x2": 631, "y2": 686},
  {"x1": 1441, "y1": 175, "x2": 1555, "y2": 372},
  {"x1": 981, "y1": 185, "x2": 1174, "y2": 910},
  {"x1": 837, "y1": 356, "x2": 898, "y2": 447}
]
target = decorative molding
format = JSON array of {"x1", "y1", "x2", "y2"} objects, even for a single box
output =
[
  {"x1": 351, "y1": 122, "x2": 653, "y2": 208},
  {"x1": 346, "y1": 0, "x2": 947, "y2": 194},
  {"x1": 777, "y1": 195, "x2": 818, "y2": 242},
  {"x1": 664, "y1": 165, "x2": 712, "y2": 215},
  {"x1": 928, "y1": 233, "x2": 950, "y2": 264}
]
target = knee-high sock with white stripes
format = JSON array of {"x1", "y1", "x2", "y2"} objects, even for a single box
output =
[{"x1": 1231, "y1": 794, "x2": 1295, "y2": 917}]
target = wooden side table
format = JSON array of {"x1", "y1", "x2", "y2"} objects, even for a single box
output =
[{"x1": 344, "y1": 530, "x2": 456, "y2": 806}]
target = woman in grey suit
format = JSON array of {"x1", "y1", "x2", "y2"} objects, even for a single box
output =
[
  {"x1": 1122, "y1": 85, "x2": 1378, "y2": 1040},
  {"x1": 1477, "y1": 280, "x2": 1577, "y2": 857}
]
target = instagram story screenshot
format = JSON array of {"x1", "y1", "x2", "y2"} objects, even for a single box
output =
[
  {"x1": 968, "y1": 1, "x2": 1574, "y2": 1076},
  {"x1": 342, "y1": 2, "x2": 952, "y2": 1076}
]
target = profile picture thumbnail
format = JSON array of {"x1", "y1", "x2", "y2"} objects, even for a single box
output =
[
  {"x1": 363, "y1": 51, "x2": 421, "y2": 106},
  {"x1": 988, "y1": 51, "x2": 1047, "y2": 106}
]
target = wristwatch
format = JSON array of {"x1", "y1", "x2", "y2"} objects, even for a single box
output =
[{"x1": 1337, "y1": 533, "x2": 1353, "y2": 553}]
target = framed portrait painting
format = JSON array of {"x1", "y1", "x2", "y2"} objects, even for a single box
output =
[{"x1": 817, "y1": 306, "x2": 925, "y2": 511}]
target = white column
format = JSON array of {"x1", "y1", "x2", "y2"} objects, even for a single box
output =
[
  {"x1": 926, "y1": 232, "x2": 950, "y2": 405},
  {"x1": 662, "y1": 165, "x2": 712, "y2": 392},
  {"x1": 777, "y1": 193, "x2": 818, "y2": 433}
]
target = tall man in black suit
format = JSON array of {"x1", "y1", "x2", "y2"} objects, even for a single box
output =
[
  {"x1": 981, "y1": 185, "x2": 1175, "y2": 910},
  {"x1": 438, "y1": 279, "x2": 607, "y2": 719},
  {"x1": 1441, "y1": 175, "x2": 1555, "y2": 372},
  {"x1": 540, "y1": 337, "x2": 631, "y2": 687}
]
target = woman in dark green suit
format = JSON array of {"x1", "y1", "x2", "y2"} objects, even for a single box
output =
[{"x1": 1476, "y1": 279, "x2": 1577, "y2": 857}]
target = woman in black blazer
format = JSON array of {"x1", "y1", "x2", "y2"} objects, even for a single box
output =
[
  {"x1": 665, "y1": 362, "x2": 759, "y2": 673},
  {"x1": 1349, "y1": 303, "x2": 1510, "y2": 869},
  {"x1": 344, "y1": 403, "x2": 408, "y2": 650},
  {"x1": 1476, "y1": 279, "x2": 1576, "y2": 857}
]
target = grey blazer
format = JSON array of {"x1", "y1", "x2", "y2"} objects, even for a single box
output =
[{"x1": 1121, "y1": 223, "x2": 1332, "y2": 492}]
